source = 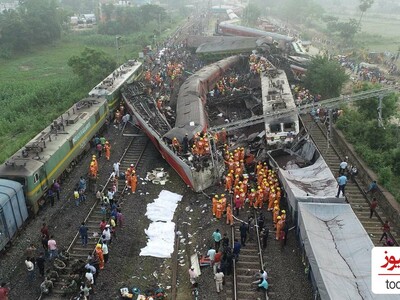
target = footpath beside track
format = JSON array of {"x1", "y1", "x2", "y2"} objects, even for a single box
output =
[{"x1": 302, "y1": 114, "x2": 398, "y2": 245}]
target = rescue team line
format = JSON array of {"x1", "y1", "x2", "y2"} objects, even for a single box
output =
[{"x1": 26, "y1": 113, "x2": 107, "y2": 197}]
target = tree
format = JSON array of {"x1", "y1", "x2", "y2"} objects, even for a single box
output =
[
  {"x1": 303, "y1": 56, "x2": 348, "y2": 99},
  {"x1": 355, "y1": 93, "x2": 398, "y2": 121},
  {"x1": 243, "y1": 3, "x2": 261, "y2": 26},
  {"x1": 68, "y1": 48, "x2": 116, "y2": 84},
  {"x1": 324, "y1": 18, "x2": 360, "y2": 46},
  {"x1": 358, "y1": 0, "x2": 374, "y2": 26}
]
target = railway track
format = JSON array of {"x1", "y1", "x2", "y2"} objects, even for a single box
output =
[
  {"x1": 225, "y1": 208, "x2": 268, "y2": 300},
  {"x1": 302, "y1": 114, "x2": 398, "y2": 245},
  {"x1": 51, "y1": 127, "x2": 150, "y2": 296}
]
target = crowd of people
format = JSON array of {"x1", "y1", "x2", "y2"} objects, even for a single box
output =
[{"x1": 189, "y1": 143, "x2": 293, "y2": 295}]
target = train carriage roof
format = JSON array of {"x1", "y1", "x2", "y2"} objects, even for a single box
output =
[
  {"x1": 298, "y1": 203, "x2": 394, "y2": 300},
  {"x1": 219, "y1": 22, "x2": 295, "y2": 42},
  {"x1": 89, "y1": 60, "x2": 142, "y2": 98},
  {"x1": 196, "y1": 37, "x2": 263, "y2": 54}
]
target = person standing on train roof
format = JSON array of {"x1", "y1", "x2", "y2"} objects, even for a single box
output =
[{"x1": 104, "y1": 141, "x2": 111, "y2": 161}]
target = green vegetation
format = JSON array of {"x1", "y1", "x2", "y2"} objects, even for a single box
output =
[
  {"x1": 0, "y1": 2, "x2": 182, "y2": 164},
  {"x1": 68, "y1": 48, "x2": 117, "y2": 85},
  {"x1": 0, "y1": 0, "x2": 63, "y2": 57},
  {"x1": 303, "y1": 56, "x2": 349, "y2": 99},
  {"x1": 336, "y1": 83, "x2": 400, "y2": 201}
]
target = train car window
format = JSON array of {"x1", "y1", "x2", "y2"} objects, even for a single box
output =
[
  {"x1": 269, "y1": 124, "x2": 281, "y2": 133},
  {"x1": 283, "y1": 123, "x2": 295, "y2": 132},
  {"x1": 33, "y1": 173, "x2": 39, "y2": 184},
  {"x1": 95, "y1": 112, "x2": 100, "y2": 122}
]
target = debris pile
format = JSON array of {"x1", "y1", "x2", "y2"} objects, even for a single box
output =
[{"x1": 145, "y1": 168, "x2": 169, "y2": 185}]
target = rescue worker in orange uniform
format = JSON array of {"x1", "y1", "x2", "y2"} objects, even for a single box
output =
[
  {"x1": 255, "y1": 188, "x2": 263, "y2": 209},
  {"x1": 130, "y1": 170, "x2": 138, "y2": 193},
  {"x1": 212, "y1": 195, "x2": 219, "y2": 217},
  {"x1": 125, "y1": 168, "x2": 132, "y2": 189},
  {"x1": 225, "y1": 174, "x2": 233, "y2": 193},
  {"x1": 95, "y1": 243, "x2": 105, "y2": 270},
  {"x1": 233, "y1": 149, "x2": 240, "y2": 162},
  {"x1": 234, "y1": 174, "x2": 240, "y2": 187},
  {"x1": 227, "y1": 159, "x2": 235, "y2": 173},
  {"x1": 197, "y1": 138, "x2": 205, "y2": 156},
  {"x1": 219, "y1": 128, "x2": 227, "y2": 144},
  {"x1": 128, "y1": 164, "x2": 135, "y2": 174},
  {"x1": 276, "y1": 216, "x2": 284, "y2": 240},
  {"x1": 215, "y1": 200, "x2": 223, "y2": 220},
  {"x1": 172, "y1": 137, "x2": 181, "y2": 154},
  {"x1": 226, "y1": 204, "x2": 233, "y2": 225},
  {"x1": 273, "y1": 201, "x2": 280, "y2": 227},
  {"x1": 268, "y1": 189, "x2": 276, "y2": 211},
  {"x1": 104, "y1": 141, "x2": 111, "y2": 161},
  {"x1": 233, "y1": 185, "x2": 240, "y2": 200},
  {"x1": 248, "y1": 189, "x2": 256, "y2": 207},
  {"x1": 91, "y1": 155, "x2": 98, "y2": 174},
  {"x1": 281, "y1": 210, "x2": 286, "y2": 223},
  {"x1": 89, "y1": 162, "x2": 97, "y2": 178},
  {"x1": 239, "y1": 147, "x2": 245, "y2": 161},
  {"x1": 220, "y1": 194, "x2": 227, "y2": 213},
  {"x1": 276, "y1": 187, "x2": 282, "y2": 206},
  {"x1": 239, "y1": 189, "x2": 246, "y2": 209}
]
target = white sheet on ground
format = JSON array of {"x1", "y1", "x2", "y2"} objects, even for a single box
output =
[{"x1": 140, "y1": 190, "x2": 182, "y2": 258}]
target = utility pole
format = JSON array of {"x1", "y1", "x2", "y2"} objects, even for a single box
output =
[
  {"x1": 115, "y1": 36, "x2": 121, "y2": 65},
  {"x1": 377, "y1": 95, "x2": 385, "y2": 129}
]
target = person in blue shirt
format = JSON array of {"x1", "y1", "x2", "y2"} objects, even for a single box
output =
[
  {"x1": 336, "y1": 174, "x2": 347, "y2": 198},
  {"x1": 258, "y1": 277, "x2": 269, "y2": 291},
  {"x1": 233, "y1": 239, "x2": 241, "y2": 261},
  {"x1": 212, "y1": 229, "x2": 222, "y2": 252}
]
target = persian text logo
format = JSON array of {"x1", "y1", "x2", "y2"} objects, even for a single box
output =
[{"x1": 372, "y1": 247, "x2": 400, "y2": 294}]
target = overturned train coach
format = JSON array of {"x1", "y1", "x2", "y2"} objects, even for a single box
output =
[
  {"x1": 123, "y1": 55, "x2": 244, "y2": 191},
  {"x1": 0, "y1": 98, "x2": 109, "y2": 217}
]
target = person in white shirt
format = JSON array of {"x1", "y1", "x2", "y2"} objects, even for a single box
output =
[
  {"x1": 25, "y1": 258, "x2": 35, "y2": 281},
  {"x1": 214, "y1": 269, "x2": 224, "y2": 293},
  {"x1": 85, "y1": 271, "x2": 94, "y2": 285},
  {"x1": 339, "y1": 157, "x2": 348, "y2": 175},
  {"x1": 206, "y1": 246, "x2": 216, "y2": 266},
  {"x1": 188, "y1": 267, "x2": 197, "y2": 286}
]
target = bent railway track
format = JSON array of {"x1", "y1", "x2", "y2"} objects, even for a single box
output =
[
  {"x1": 302, "y1": 114, "x2": 398, "y2": 245},
  {"x1": 225, "y1": 207, "x2": 268, "y2": 300},
  {"x1": 51, "y1": 127, "x2": 150, "y2": 296}
]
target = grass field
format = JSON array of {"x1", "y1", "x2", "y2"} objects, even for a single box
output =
[
  {"x1": 329, "y1": 12, "x2": 400, "y2": 53},
  {"x1": 0, "y1": 28, "x2": 161, "y2": 163}
]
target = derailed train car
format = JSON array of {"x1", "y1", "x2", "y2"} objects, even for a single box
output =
[{"x1": 123, "y1": 55, "x2": 244, "y2": 191}]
